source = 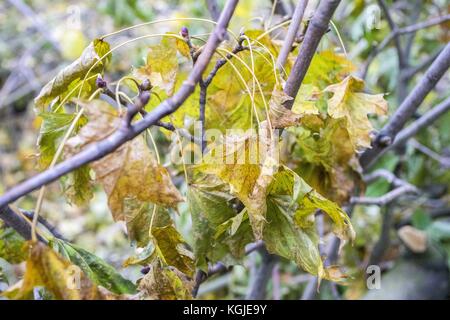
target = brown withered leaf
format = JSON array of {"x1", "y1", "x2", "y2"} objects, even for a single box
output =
[
  {"x1": 9, "y1": 242, "x2": 127, "y2": 300},
  {"x1": 325, "y1": 75, "x2": 388, "y2": 151},
  {"x1": 65, "y1": 100, "x2": 183, "y2": 221},
  {"x1": 34, "y1": 39, "x2": 111, "y2": 111},
  {"x1": 268, "y1": 90, "x2": 302, "y2": 129},
  {"x1": 196, "y1": 122, "x2": 278, "y2": 240},
  {"x1": 138, "y1": 260, "x2": 192, "y2": 300}
]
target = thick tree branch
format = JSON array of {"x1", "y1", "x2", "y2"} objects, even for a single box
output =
[
  {"x1": 360, "y1": 43, "x2": 450, "y2": 170},
  {"x1": 0, "y1": 206, "x2": 45, "y2": 242},
  {"x1": 0, "y1": 0, "x2": 239, "y2": 209},
  {"x1": 283, "y1": 0, "x2": 342, "y2": 110}
]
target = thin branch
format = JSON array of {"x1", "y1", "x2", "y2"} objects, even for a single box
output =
[
  {"x1": 21, "y1": 209, "x2": 67, "y2": 241},
  {"x1": 358, "y1": 14, "x2": 450, "y2": 79},
  {"x1": 370, "y1": 96, "x2": 450, "y2": 163},
  {"x1": 206, "y1": 0, "x2": 221, "y2": 21},
  {"x1": 276, "y1": 0, "x2": 309, "y2": 69},
  {"x1": 0, "y1": 206, "x2": 46, "y2": 242},
  {"x1": 0, "y1": 0, "x2": 239, "y2": 209},
  {"x1": 246, "y1": 247, "x2": 278, "y2": 300},
  {"x1": 410, "y1": 139, "x2": 450, "y2": 169},
  {"x1": 360, "y1": 43, "x2": 450, "y2": 170},
  {"x1": 362, "y1": 169, "x2": 412, "y2": 188},
  {"x1": 350, "y1": 184, "x2": 418, "y2": 206},
  {"x1": 398, "y1": 13, "x2": 450, "y2": 35},
  {"x1": 396, "y1": 207, "x2": 450, "y2": 228},
  {"x1": 367, "y1": 206, "x2": 394, "y2": 267},
  {"x1": 377, "y1": 0, "x2": 406, "y2": 68},
  {"x1": 191, "y1": 240, "x2": 264, "y2": 297},
  {"x1": 403, "y1": 47, "x2": 444, "y2": 80},
  {"x1": 283, "y1": 0, "x2": 342, "y2": 110}
]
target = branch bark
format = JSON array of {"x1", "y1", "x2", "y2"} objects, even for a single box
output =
[
  {"x1": 283, "y1": 0, "x2": 342, "y2": 110},
  {"x1": 360, "y1": 43, "x2": 450, "y2": 170},
  {"x1": 276, "y1": 0, "x2": 309, "y2": 69},
  {"x1": 0, "y1": 0, "x2": 239, "y2": 209}
]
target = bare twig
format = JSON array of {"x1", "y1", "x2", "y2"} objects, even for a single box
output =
[
  {"x1": 377, "y1": 0, "x2": 405, "y2": 68},
  {"x1": 410, "y1": 139, "x2": 450, "y2": 169},
  {"x1": 276, "y1": 0, "x2": 309, "y2": 69},
  {"x1": 246, "y1": 247, "x2": 278, "y2": 300},
  {"x1": 369, "y1": 96, "x2": 450, "y2": 164},
  {"x1": 350, "y1": 184, "x2": 418, "y2": 206},
  {"x1": 359, "y1": 14, "x2": 450, "y2": 79},
  {"x1": 206, "y1": 0, "x2": 221, "y2": 21},
  {"x1": 191, "y1": 240, "x2": 264, "y2": 297},
  {"x1": 0, "y1": 0, "x2": 239, "y2": 209},
  {"x1": 0, "y1": 206, "x2": 46, "y2": 242}
]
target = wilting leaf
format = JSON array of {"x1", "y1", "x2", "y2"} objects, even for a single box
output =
[
  {"x1": 135, "y1": 37, "x2": 179, "y2": 95},
  {"x1": 263, "y1": 167, "x2": 354, "y2": 281},
  {"x1": 138, "y1": 260, "x2": 192, "y2": 300},
  {"x1": 187, "y1": 183, "x2": 253, "y2": 270},
  {"x1": 53, "y1": 239, "x2": 136, "y2": 294},
  {"x1": 325, "y1": 75, "x2": 388, "y2": 151},
  {"x1": 123, "y1": 202, "x2": 194, "y2": 276},
  {"x1": 65, "y1": 100, "x2": 183, "y2": 221},
  {"x1": 303, "y1": 50, "x2": 356, "y2": 89},
  {"x1": 37, "y1": 111, "x2": 93, "y2": 206},
  {"x1": 148, "y1": 207, "x2": 194, "y2": 276},
  {"x1": 289, "y1": 117, "x2": 363, "y2": 203},
  {"x1": 0, "y1": 224, "x2": 28, "y2": 264},
  {"x1": 268, "y1": 89, "x2": 301, "y2": 128},
  {"x1": 34, "y1": 39, "x2": 111, "y2": 111},
  {"x1": 269, "y1": 167, "x2": 355, "y2": 242},
  {"x1": 123, "y1": 243, "x2": 155, "y2": 267},
  {"x1": 60, "y1": 165, "x2": 93, "y2": 206},
  {"x1": 205, "y1": 45, "x2": 277, "y2": 132},
  {"x1": 196, "y1": 122, "x2": 278, "y2": 240},
  {"x1": 10, "y1": 242, "x2": 123, "y2": 300}
]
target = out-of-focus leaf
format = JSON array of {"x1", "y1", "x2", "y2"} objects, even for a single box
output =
[
  {"x1": 37, "y1": 111, "x2": 93, "y2": 206},
  {"x1": 53, "y1": 239, "x2": 136, "y2": 294},
  {"x1": 10, "y1": 242, "x2": 123, "y2": 300},
  {"x1": 303, "y1": 50, "x2": 356, "y2": 89},
  {"x1": 65, "y1": 100, "x2": 183, "y2": 221},
  {"x1": 289, "y1": 116, "x2": 363, "y2": 203},
  {"x1": 0, "y1": 224, "x2": 27, "y2": 264},
  {"x1": 123, "y1": 243, "x2": 155, "y2": 267},
  {"x1": 187, "y1": 183, "x2": 252, "y2": 270},
  {"x1": 34, "y1": 39, "x2": 111, "y2": 111},
  {"x1": 325, "y1": 75, "x2": 388, "y2": 151},
  {"x1": 398, "y1": 226, "x2": 428, "y2": 253},
  {"x1": 60, "y1": 165, "x2": 93, "y2": 206},
  {"x1": 206, "y1": 46, "x2": 277, "y2": 132},
  {"x1": 138, "y1": 260, "x2": 192, "y2": 300},
  {"x1": 135, "y1": 37, "x2": 179, "y2": 95}
]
